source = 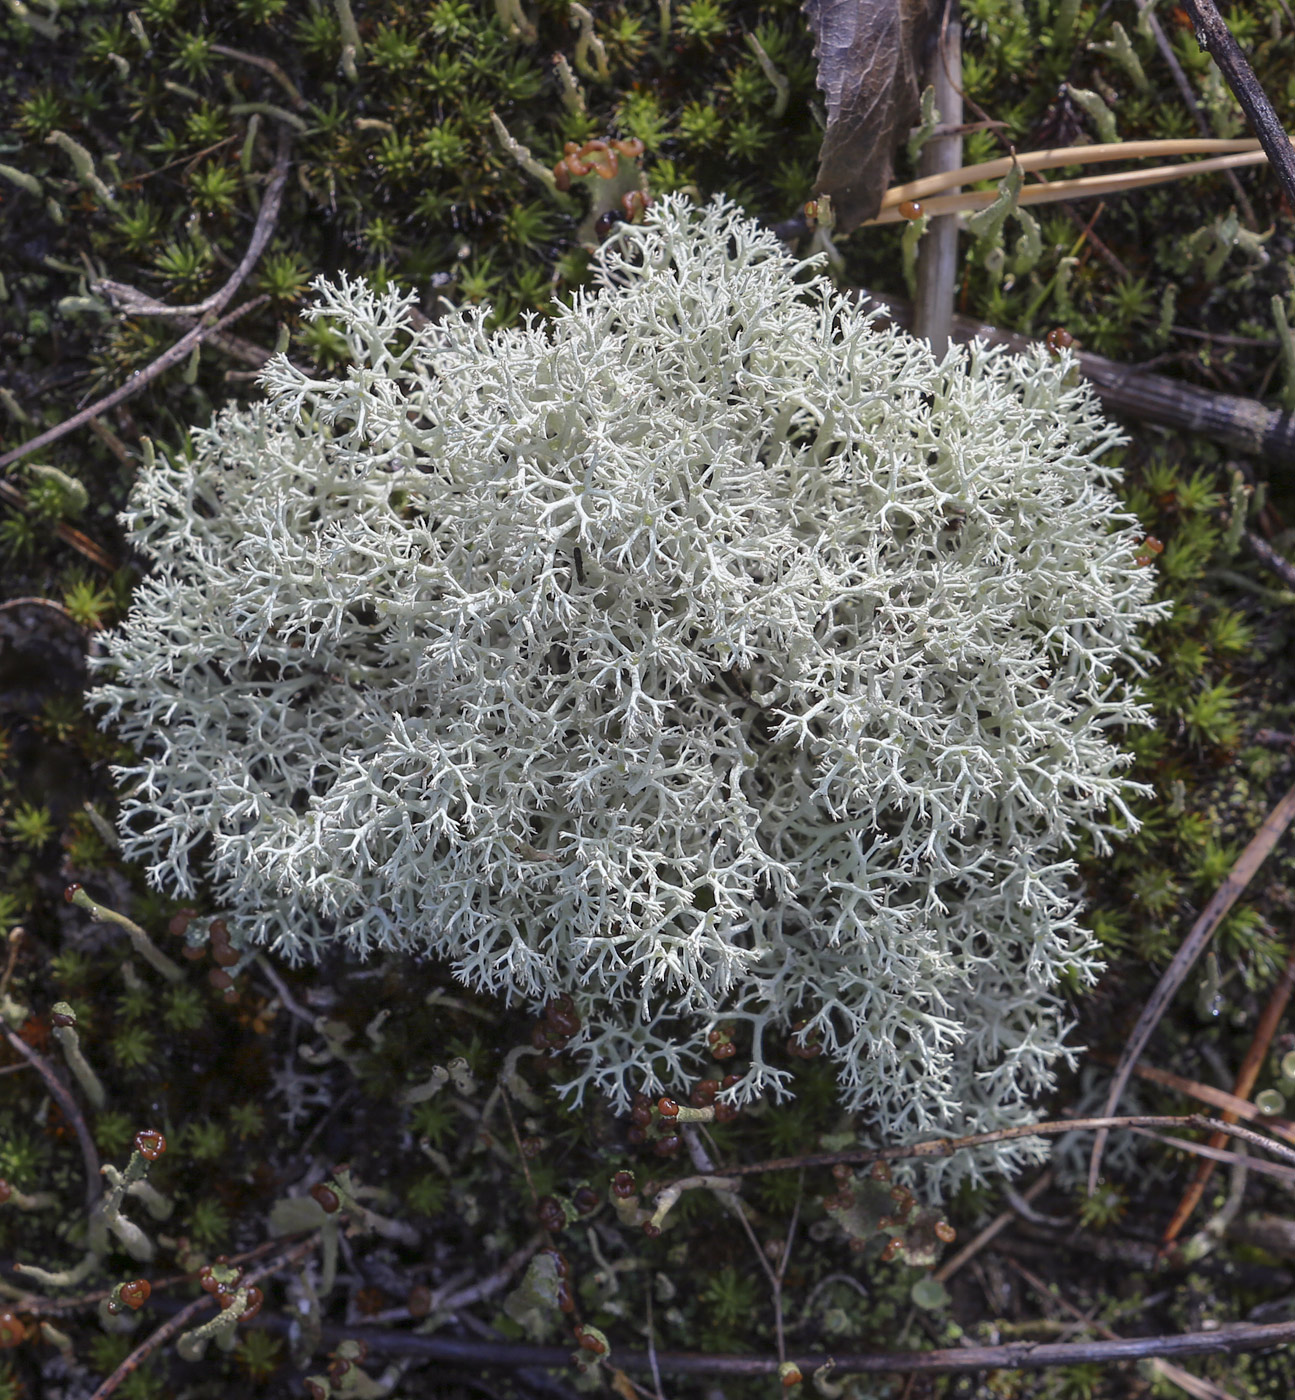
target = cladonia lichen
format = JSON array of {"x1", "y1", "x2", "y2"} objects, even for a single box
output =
[{"x1": 87, "y1": 192, "x2": 1169, "y2": 1185}]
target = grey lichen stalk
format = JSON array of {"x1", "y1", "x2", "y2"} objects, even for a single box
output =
[{"x1": 87, "y1": 193, "x2": 1168, "y2": 1185}]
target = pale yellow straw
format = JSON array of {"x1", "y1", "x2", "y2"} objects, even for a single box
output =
[{"x1": 859, "y1": 134, "x2": 1295, "y2": 227}]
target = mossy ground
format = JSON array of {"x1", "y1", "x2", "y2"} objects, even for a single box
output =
[{"x1": 2, "y1": 1, "x2": 1295, "y2": 1397}]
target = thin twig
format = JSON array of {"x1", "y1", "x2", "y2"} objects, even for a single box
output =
[
  {"x1": 1061, "y1": 203, "x2": 1131, "y2": 282},
  {"x1": 0, "y1": 1023, "x2": 100, "y2": 1213},
  {"x1": 1087, "y1": 1050, "x2": 1295, "y2": 1142},
  {"x1": 1189, "y1": 1112, "x2": 1295, "y2": 1166},
  {"x1": 0, "y1": 477, "x2": 119, "y2": 572},
  {"x1": 645, "y1": 1289, "x2": 666, "y2": 1400},
  {"x1": 209, "y1": 43, "x2": 308, "y2": 110},
  {"x1": 0, "y1": 291, "x2": 270, "y2": 478},
  {"x1": 1169, "y1": 325, "x2": 1277, "y2": 347},
  {"x1": 0, "y1": 597, "x2": 83, "y2": 628},
  {"x1": 658, "y1": 1114, "x2": 1295, "y2": 1188},
  {"x1": 497, "y1": 1077, "x2": 540, "y2": 1215},
  {"x1": 216, "y1": 1310, "x2": 1295, "y2": 1377},
  {"x1": 1004, "y1": 1257, "x2": 1242, "y2": 1400},
  {"x1": 1089, "y1": 780, "x2": 1295, "y2": 1193},
  {"x1": 0, "y1": 927, "x2": 23, "y2": 1002},
  {"x1": 431, "y1": 1234, "x2": 543, "y2": 1313},
  {"x1": 1162, "y1": 939, "x2": 1295, "y2": 1245},
  {"x1": 97, "y1": 295, "x2": 275, "y2": 368},
  {"x1": 1241, "y1": 527, "x2": 1295, "y2": 591},
  {"x1": 1179, "y1": 0, "x2": 1295, "y2": 212},
  {"x1": 0, "y1": 133, "x2": 291, "y2": 478},
  {"x1": 771, "y1": 1169, "x2": 804, "y2": 1365},
  {"x1": 1130, "y1": 1126, "x2": 1295, "y2": 1188},
  {"x1": 726, "y1": 1163, "x2": 781, "y2": 1297},
  {"x1": 1002, "y1": 1183, "x2": 1072, "y2": 1229},
  {"x1": 87, "y1": 416, "x2": 135, "y2": 466},
  {"x1": 123, "y1": 134, "x2": 241, "y2": 186},
  {"x1": 254, "y1": 953, "x2": 315, "y2": 1026}
]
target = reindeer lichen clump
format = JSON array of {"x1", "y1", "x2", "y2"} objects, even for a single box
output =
[{"x1": 88, "y1": 192, "x2": 1166, "y2": 1185}]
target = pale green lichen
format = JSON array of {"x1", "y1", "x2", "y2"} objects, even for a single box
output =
[{"x1": 87, "y1": 193, "x2": 1168, "y2": 1185}]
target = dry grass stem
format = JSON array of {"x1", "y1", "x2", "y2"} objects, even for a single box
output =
[
  {"x1": 868, "y1": 146, "x2": 1283, "y2": 225},
  {"x1": 885, "y1": 136, "x2": 1265, "y2": 205}
]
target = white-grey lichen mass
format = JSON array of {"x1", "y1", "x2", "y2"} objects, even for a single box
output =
[{"x1": 88, "y1": 192, "x2": 1168, "y2": 1185}]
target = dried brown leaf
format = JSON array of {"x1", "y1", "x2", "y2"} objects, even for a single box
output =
[{"x1": 803, "y1": 0, "x2": 948, "y2": 233}]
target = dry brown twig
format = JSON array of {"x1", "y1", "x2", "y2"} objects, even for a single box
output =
[
  {"x1": 933, "y1": 1169, "x2": 1053, "y2": 1284},
  {"x1": 880, "y1": 136, "x2": 1273, "y2": 215},
  {"x1": 1089, "y1": 779, "x2": 1295, "y2": 1193},
  {"x1": 251, "y1": 1308, "x2": 1295, "y2": 1378},
  {"x1": 1130, "y1": 1125, "x2": 1295, "y2": 1188},
  {"x1": 655, "y1": 1113, "x2": 1295, "y2": 1190},
  {"x1": 208, "y1": 43, "x2": 308, "y2": 111},
  {"x1": 1130, "y1": 0, "x2": 1257, "y2": 227},
  {"x1": 876, "y1": 148, "x2": 1276, "y2": 222},
  {"x1": 0, "y1": 131, "x2": 293, "y2": 572},
  {"x1": 1241, "y1": 528, "x2": 1295, "y2": 591},
  {"x1": 1087, "y1": 1050, "x2": 1295, "y2": 1142},
  {"x1": 0, "y1": 290, "x2": 271, "y2": 486},
  {"x1": 1179, "y1": 0, "x2": 1295, "y2": 212},
  {"x1": 1161, "y1": 938, "x2": 1295, "y2": 1246},
  {"x1": 0, "y1": 499, "x2": 116, "y2": 572},
  {"x1": 1004, "y1": 1256, "x2": 1242, "y2": 1400},
  {"x1": 92, "y1": 285, "x2": 275, "y2": 368},
  {"x1": 0, "y1": 1022, "x2": 101, "y2": 1213}
]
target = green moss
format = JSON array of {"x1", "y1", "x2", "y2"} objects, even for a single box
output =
[
  {"x1": 0, "y1": 0, "x2": 1289, "y2": 1388},
  {"x1": 0, "y1": 1124, "x2": 49, "y2": 1188},
  {"x1": 184, "y1": 1118, "x2": 229, "y2": 1161},
  {"x1": 407, "y1": 1172, "x2": 448, "y2": 1216},
  {"x1": 94, "y1": 1111, "x2": 135, "y2": 1157},
  {"x1": 187, "y1": 1196, "x2": 230, "y2": 1247},
  {"x1": 110, "y1": 1024, "x2": 157, "y2": 1070},
  {"x1": 6, "y1": 801, "x2": 56, "y2": 850}
]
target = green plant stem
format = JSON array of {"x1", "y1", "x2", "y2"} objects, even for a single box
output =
[
  {"x1": 52, "y1": 1018, "x2": 107, "y2": 1109},
  {"x1": 65, "y1": 888, "x2": 183, "y2": 984}
]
